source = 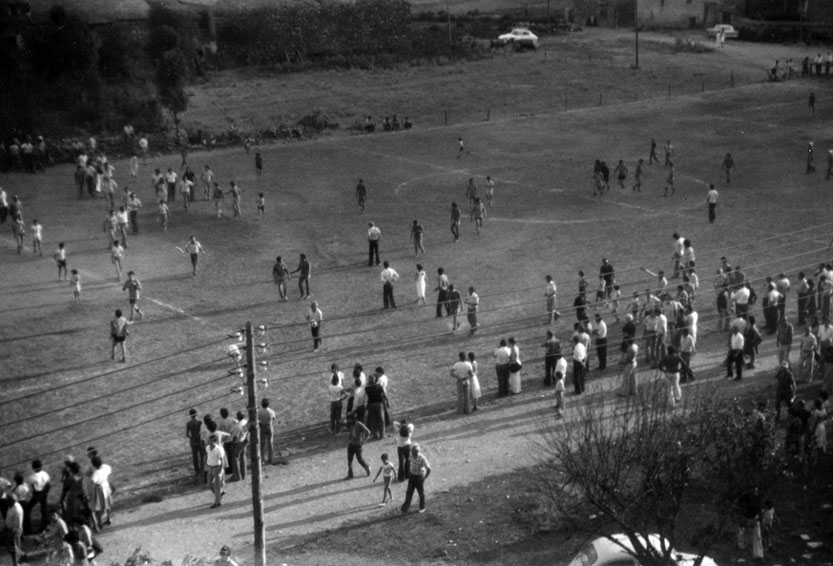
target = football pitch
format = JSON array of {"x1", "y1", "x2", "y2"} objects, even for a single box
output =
[{"x1": 1, "y1": 75, "x2": 832, "y2": 494}]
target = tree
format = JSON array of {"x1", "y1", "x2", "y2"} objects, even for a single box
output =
[
  {"x1": 155, "y1": 49, "x2": 189, "y2": 143},
  {"x1": 539, "y1": 383, "x2": 782, "y2": 566}
]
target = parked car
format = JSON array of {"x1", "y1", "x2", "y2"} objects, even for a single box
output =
[
  {"x1": 497, "y1": 28, "x2": 539, "y2": 49},
  {"x1": 566, "y1": 534, "x2": 719, "y2": 566},
  {"x1": 706, "y1": 24, "x2": 738, "y2": 39}
]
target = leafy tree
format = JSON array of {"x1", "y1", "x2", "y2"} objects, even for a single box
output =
[
  {"x1": 155, "y1": 49, "x2": 189, "y2": 142},
  {"x1": 539, "y1": 384, "x2": 782, "y2": 566}
]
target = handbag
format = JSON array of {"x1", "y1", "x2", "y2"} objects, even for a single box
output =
[{"x1": 509, "y1": 361, "x2": 522, "y2": 373}]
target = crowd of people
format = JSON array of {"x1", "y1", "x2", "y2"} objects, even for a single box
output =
[{"x1": 0, "y1": 448, "x2": 112, "y2": 566}]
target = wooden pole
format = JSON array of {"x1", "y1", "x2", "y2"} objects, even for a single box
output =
[{"x1": 246, "y1": 322, "x2": 266, "y2": 566}]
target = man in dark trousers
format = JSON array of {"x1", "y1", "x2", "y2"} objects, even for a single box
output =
[{"x1": 185, "y1": 408, "x2": 203, "y2": 482}]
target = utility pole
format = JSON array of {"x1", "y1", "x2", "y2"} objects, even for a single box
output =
[
  {"x1": 245, "y1": 322, "x2": 266, "y2": 566},
  {"x1": 634, "y1": 0, "x2": 640, "y2": 69}
]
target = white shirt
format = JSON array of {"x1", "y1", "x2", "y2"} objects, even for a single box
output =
[
  {"x1": 673, "y1": 236, "x2": 685, "y2": 255},
  {"x1": 376, "y1": 373, "x2": 389, "y2": 391},
  {"x1": 381, "y1": 267, "x2": 399, "y2": 283},
  {"x1": 451, "y1": 360, "x2": 473, "y2": 380},
  {"x1": 731, "y1": 287, "x2": 750, "y2": 305},
  {"x1": 165, "y1": 171, "x2": 177, "y2": 183},
  {"x1": 205, "y1": 444, "x2": 227, "y2": 467},
  {"x1": 546, "y1": 281, "x2": 557, "y2": 298},
  {"x1": 368, "y1": 226, "x2": 381, "y2": 241},
  {"x1": 776, "y1": 277, "x2": 790, "y2": 293},
  {"x1": 572, "y1": 342, "x2": 587, "y2": 363},
  {"x1": 185, "y1": 240, "x2": 203, "y2": 254},
  {"x1": 328, "y1": 383, "x2": 344, "y2": 402},
  {"x1": 656, "y1": 313, "x2": 668, "y2": 334},
  {"x1": 707, "y1": 189, "x2": 719, "y2": 204},
  {"x1": 818, "y1": 324, "x2": 833, "y2": 343},
  {"x1": 116, "y1": 210, "x2": 128, "y2": 224},
  {"x1": 494, "y1": 346, "x2": 511, "y2": 364},
  {"x1": 28, "y1": 470, "x2": 50, "y2": 492},
  {"x1": 593, "y1": 320, "x2": 607, "y2": 339},
  {"x1": 730, "y1": 332, "x2": 745, "y2": 350},
  {"x1": 31, "y1": 223, "x2": 42, "y2": 240}
]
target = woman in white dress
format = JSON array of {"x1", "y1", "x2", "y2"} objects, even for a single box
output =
[
  {"x1": 89, "y1": 455, "x2": 113, "y2": 532},
  {"x1": 467, "y1": 352, "x2": 482, "y2": 410},
  {"x1": 508, "y1": 337, "x2": 522, "y2": 394},
  {"x1": 415, "y1": 264, "x2": 426, "y2": 305}
]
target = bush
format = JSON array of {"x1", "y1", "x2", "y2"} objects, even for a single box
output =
[{"x1": 672, "y1": 37, "x2": 713, "y2": 53}]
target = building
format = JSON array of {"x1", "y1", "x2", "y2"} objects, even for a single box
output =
[{"x1": 575, "y1": 0, "x2": 735, "y2": 28}]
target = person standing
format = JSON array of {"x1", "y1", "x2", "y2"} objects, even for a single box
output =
[
  {"x1": 115, "y1": 206, "x2": 129, "y2": 247},
  {"x1": 571, "y1": 335, "x2": 587, "y2": 395},
  {"x1": 632, "y1": 159, "x2": 644, "y2": 192},
  {"x1": 165, "y1": 167, "x2": 177, "y2": 202},
  {"x1": 722, "y1": 153, "x2": 735, "y2": 186},
  {"x1": 706, "y1": 184, "x2": 719, "y2": 224},
  {"x1": 592, "y1": 313, "x2": 608, "y2": 371},
  {"x1": 229, "y1": 182, "x2": 242, "y2": 217},
  {"x1": 127, "y1": 192, "x2": 142, "y2": 234},
  {"x1": 807, "y1": 142, "x2": 816, "y2": 173},
  {"x1": 184, "y1": 235, "x2": 207, "y2": 277},
  {"x1": 545, "y1": 275, "x2": 559, "y2": 324},
  {"x1": 380, "y1": 261, "x2": 400, "y2": 309},
  {"x1": 727, "y1": 325, "x2": 745, "y2": 381},
  {"x1": 345, "y1": 417, "x2": 371, "y2": 479},
  {"x1": 230, "y1": 411, "x2": 248, "y2": 482},
  {"x1": 257, "y1": 398, "x2": 277, "y2": 465},
  {"x1": 471, "y1": 197, "x2": 487, "y2": 235},
  {"x1": 485, "y1": 176, "x2": 494, "y2": 204},
  {"x1": 186, "y1": 409, "x2": 203, "y2": 482},
  {"x1": 465, "y1": 178, "x2": 478, "y2": 208},
  {"x1": 799, "y1": 326, "x2": 818, "y2": 382},
  {"x1": 465, "y1": 287, "x2": 479, "y2": 335},
  {"x1": 367, "y1": 221, "x2": 381, "y2": 266},
  {"x1": 328, "y1": 372, "x2": 347, "y2": 435},
  {"x1": 809, "y1": 92, "x2": 816, "y2": 116},
  {"x1": 774, "y1": 361, "x2": 796, "y2": 422},
  {"x1": 599, "y1": 259, "x2": 615, "y2": 300},
  {"x1": 292, "y1": 253, "x2": 311, "y2": 299},
  {"x1": 393, "y1": 419, "x2": 414, "y2": 481},
  {"x1": 618, "y1": 332, "x2": 639, "y2": 397},
  {"x1": 451, "y1": 351, "x2": 474, "y2": 414},
  {"x1": 201, "y1": 165, "x2": 214, "y2": 200},
  {"x1": 450, "y1": 202, "x2": 462, "y2": 242},
  {"x1": 658, "y1": 346, "x2": 683, "y2": 407},
  {"x1": 205, "y1": 434, "x2": 227, "y2": 509},
  {"x1": 272, "y1": 256, "x2": 291, "y2": 301},
  {"x1": 23, "y1": 460, "x2": 50, "y2": 535},
  {"x1": 447, "y1": 284, "x2": 462, "y2": 331},
  {"x1": 494, "y1": 339, "x2": 511, "y2": 397},
  {"x1": 355, "y1": 179, "x2": 367, "y2": 212},
  {"x1": 508, "y1": 337, "x2": 522, "y2": 394},
  {"x1": 110, "y1": 309, "x2": 130, "y2": 363},
  {"x1": 435, "y1": 268, "x2": 449, "y2": 318},
  {"x1": 663, "y1": 164, "x2": 675, "y2": 196},
  {"x1": 664, "y1": 140, "x2": 673, "y2": 167},
  {"x1": 306, "y1": 300, "x2": 323, "y2": 351},
  {"x1": 401, "y1": 443, "x2": 431, "y2": 514},
  {"x1": 415, "y1": 264, "x2": 427, "y2": 305},
  {"x1": 0, "y1": 186, "x2": 8, "y2": 224},
  {"x1": 542, "y1": 330, "x2": 561, "y2": 386},
  {"x1": 411, "y1": 220, "x2": 425, "y2": 256},
  {"x1": 254, "y1": 152, "x2": 263, "y2": 176}
]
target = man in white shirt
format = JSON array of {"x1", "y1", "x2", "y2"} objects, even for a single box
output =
[
  {"x1": 367, "y1": 221, "x2": 381, "y2": 266},
  {"x1": 592, "y1": 313, "x2": 607, "y2": 371},
  {"x1": 493, "y1": 339, "x2": 511, "y2": 397},
  {"x1": 205, "y1": 435, "x2": 227, "y2": 508},
  {"x1": 184, "y1": 235, "x2": 207, "y2": 276},
  {"x1": 24, "y1": 459, "x2": 50, "y2": 534},
  {"x1": 380, "y1": 261, "x2": 399, "y2": 309},
  {"x1": 451, "y1": 351, "x2": 474, "y2": 414},
  {"x1": 706, "y1": 184, "x2": 719, "y2": 223},
  {"x1": 165, "y1": 168, "x2": 178, "y2": 203},
  {"x1": 731, "y1": 284, "x2": 751, "y2": 317},
  {"x1": 230, "y1": 411, "x2": 248, "y2": 482},
  {"x1": 545, "y1": 275, "x2": 559, "y2": 324},
  {"x1": 671, "y1": 233, "x2": 685, "y2": 278},
  {"x1": 465, "y1": 287, "x2": 479, "y2": 336},
  {"x1": 727, "y1": 326, "x2": 745, "y2": 381},
  {"x1": 571, "y1": 336, "x2": 587, "y2": 395},
  {"x1": 435, "y1": 267, "x2": 450, "y2": 318}
]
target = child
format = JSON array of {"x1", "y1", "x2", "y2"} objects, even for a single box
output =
[
  {"x1": 761, "y1": 499, "x2": 774, "y2": 551},
  {"x1": 54, "y1": 242, "x2": 68, "y2": 280},
  {"x1": 257, "y1": 193, "x2": 265, "y2": 219},
  {"x1": 554, "y1": 355, "x2": 567, "y2": 418},
  {"x1": 628, "y1": 291, "x2": 641, "y2": 320},
  {"x1": 158, "y1": 200, "x2": 169, "y2": 232},
  {"x1": 467, "y1": 352, "x2": 481, "y2": 410},
  {"x1": 610, "y1": 284, "x2": 622, "y2": 323},
  {"x1": 111, "y1": 240, "x2": 124, "y2": 281},
  {"x1": 212, "y1": 182, "x2": 225, "y2": 218},
  {"x1": 664, "y1": 164, "x2": 675, "y2": 196},
  {"x1": 70, "y1": 269, "x2": 81, "y2": 302},
  {"x1": 255, "y1": 152, "x2": 263, "y2": 176},
  {"x1": 456, "y1": 136, "x2": 464, "y2": 159},
  {"x1": 13, "y1": 217, "x2": 25, "y2": 254},
  {"x1": 595, "y1": 277, "x2": 608, "y2": 308},
  {"x1": 485, "y1": 175, "x2": 494, "y2": 205},
  {"x1": 129, "y1": 154, "x2": 139, "y2": 178},
  {"x1": 31, "y1": 219, "x2": 43, "y2": 256},
  {"x1": 372, "y1": 453, "x2": 396, "y2": 506}
]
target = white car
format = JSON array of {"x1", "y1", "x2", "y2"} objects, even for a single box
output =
[
  {"x1": 706, "y1": 24, "x2": 738, "y2": 39},
  {"x1": 567, "y1": 534, "x2": 719, "y2": 566},
  {"x1": 497, "y1": 28, "x2": 539, "y2": 49}
]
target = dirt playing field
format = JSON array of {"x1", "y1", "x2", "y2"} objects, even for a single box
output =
[{"x1": 1, "y1": 29, "x2": 832, "y2": 566}]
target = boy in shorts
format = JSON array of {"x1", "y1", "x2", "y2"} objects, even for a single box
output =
[{"x1": 122, "y1": 270, "x2": 143, "y2": 321}]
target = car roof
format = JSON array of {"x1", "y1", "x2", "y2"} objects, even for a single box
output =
[{"x1": 592, "y1": 533, "x2": 671, "y2": 557}]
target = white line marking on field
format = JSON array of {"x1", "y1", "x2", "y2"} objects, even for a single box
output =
[
  {"x1": 395, "y1": 169, "x2": 469, "y2": 194},
  {"x1": 0, "y1": 236, "x2": 210, "y2": 327},
  {"x1": 490, "y1": 216, "x2": 600, "y2": 225}
]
